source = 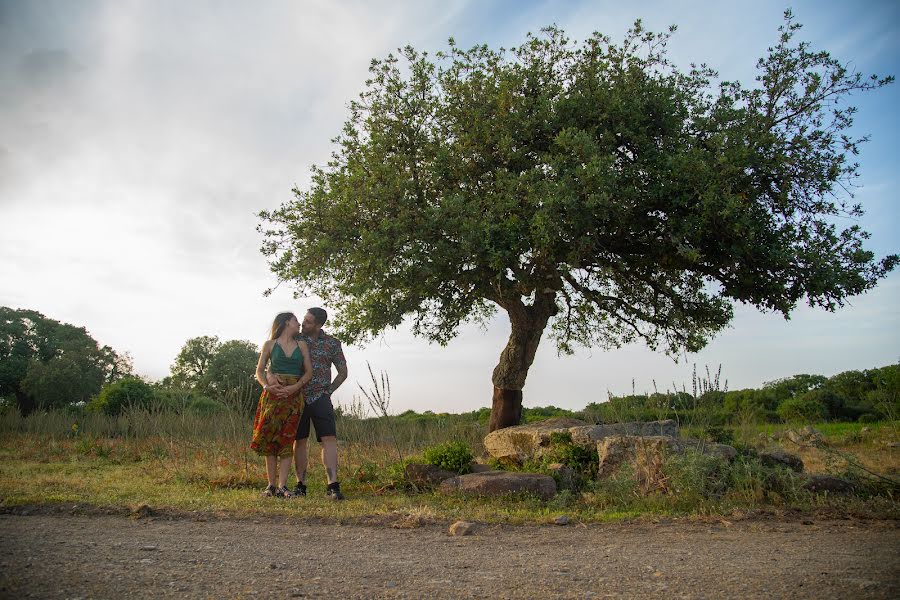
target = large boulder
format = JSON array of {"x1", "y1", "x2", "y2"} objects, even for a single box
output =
[
  {"x1": 483, "y1": 418, "x2": 678, "y2": 465},
  {"x1": 569, "y1": 420, "x2": 678, "y2": 446},
  {"x1": 438, "y1": 471, "x2": 557, "y2": 500},
  {"x1": 597, "y1": 435, "x2": 737, "y2": 478},
  {"x1": 482, "y1": 417, "x2": 587, "y2": 464}
]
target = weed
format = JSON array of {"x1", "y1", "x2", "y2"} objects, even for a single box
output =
[{"x1": 422, "y1": 440, "x2": 473, "y2": 474}]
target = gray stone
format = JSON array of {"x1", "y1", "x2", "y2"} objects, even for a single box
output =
[
  {"x1": 547, "y1": 462, "x2": 575, "y2": 490},
  {"x1": 597, "y1": 435, "x2": 737, "y2": 478},
  {"x1": 449, "y1": 521, "x2": 475, "y2": 536},
  {"x1": 469, "y1": 462, "x2": 494, "y2": 473},
  {"x1": 804, "y1": 474, "x2": 855, "y2": 495},
  {"x1": 439, "y1": 471, "x2": 557, "y2": 500},
  {"x1": 759, "y1": 450, "x2": 804, "y2": 473},
  {"x1": 785, "y1": 426, "x2": 825, "y2": 447},
  {"x1": 570, "y1": 420, "x2": 678, "y2": 447},
  {"x1": 554, "y1": 515, "x2": 570, "y2": 526},
  {"x1": 404, "y1": 463, "x2": 457, "y2": 486}
]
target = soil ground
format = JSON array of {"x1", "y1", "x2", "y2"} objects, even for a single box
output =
[{"x1": 1, "y1": 510, "x2": 898, "y2": 599}]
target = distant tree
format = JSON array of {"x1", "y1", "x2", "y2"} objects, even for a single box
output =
[
  {"x1": 763, "y1": 374, "x2": 828, "y2": 402},
  {"x1": 201, "y1": 339, "x2": 261, "y2": 406},
  {"x1": 824, "y1": 369, "x2": 873, "y2": 409},
  {"x1": 169, "y1": 335, "x2": 220, "y2": 389},
  {"x1": 0, "y1": 307, "x2": 129, "y2": 413},
  {"x1": 260, "y1": 14, "x2": 896, "y2": 431},
  {"x1": 167, "y1": 337, "x2": 261, "y2": 407}
]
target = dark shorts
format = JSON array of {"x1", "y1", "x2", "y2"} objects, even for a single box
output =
[{"x1": 295, "y1": 393, "x2": 337, "y2": 442}]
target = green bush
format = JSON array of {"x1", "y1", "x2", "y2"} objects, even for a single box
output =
[
  {"x1": 544, "y1": 431, "x2": 598, "y2": 474},
  {"x1": 422, "y1": 440, "x2": 473, "y2": 474},
  {"x1": 777, "y1": 393, "x2": 828, "y2": 422},
  {"x1": 858, "y1": 413, "x2": 879, "y2": 424},
  {"x1": 184, "y1": 396, "x2": 226, "y2": 415},
  {"x1": 88, "y1": 377, "x2": 155, "y2": 415},
  {"x1": 700, "y1": 425, "x2": 735, "y2": 445}
]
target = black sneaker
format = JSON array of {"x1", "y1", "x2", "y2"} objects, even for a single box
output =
[
  {"x1": 325, "y1": 481, "x2": 345, "y2": 501},
  {"x1": 292, "y1": 482, "x2": 307, "y2": 497}
]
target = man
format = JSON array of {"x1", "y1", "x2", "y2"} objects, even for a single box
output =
[{"x1": 268, "y1": 307, "x2": 348, "y2": 499}]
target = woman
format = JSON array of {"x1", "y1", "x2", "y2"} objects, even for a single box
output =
[{"x1": 250, "y1": 312, "x2": 312, "y2": 497}]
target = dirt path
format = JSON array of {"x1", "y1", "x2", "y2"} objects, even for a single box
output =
[{"x1": 1, "y1": 511, "x2": 898, "y2": 599}]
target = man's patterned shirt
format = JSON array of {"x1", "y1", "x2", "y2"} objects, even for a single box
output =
[{"x1": 299, "y1": 330, "x2": 346, "y2": 403}]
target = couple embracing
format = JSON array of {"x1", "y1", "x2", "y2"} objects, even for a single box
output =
[{"x1": 250, "y1": 307, "x2": 348, "y2": 499}]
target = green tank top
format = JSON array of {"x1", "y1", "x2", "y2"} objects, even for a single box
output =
[{"x1": 270, "y1": 341, "x2": 304, "y2": 376}]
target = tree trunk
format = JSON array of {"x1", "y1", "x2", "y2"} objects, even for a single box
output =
[
  {"x1": 15, "y1": 389, "x2": 36, "y2": 416},
  {"x1": 488, "y1": 297, "x2": 554, "y2": 432}
]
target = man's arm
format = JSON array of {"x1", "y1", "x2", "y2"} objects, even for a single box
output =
[
  {"x1": 329, "y1": 361, "x2": 347, "y2": 394},
  {"x1": 329, "y1": 343, "x2": 348, "y2": 394}
]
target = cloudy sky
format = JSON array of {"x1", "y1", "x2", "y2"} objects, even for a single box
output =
[{"x1": 1, "y1": 0, "x2": 898, "y2": 414}]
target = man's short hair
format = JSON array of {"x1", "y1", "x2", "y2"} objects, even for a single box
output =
[{"x1": 308, "y1": 307, "x2": 328, "y2": 326}]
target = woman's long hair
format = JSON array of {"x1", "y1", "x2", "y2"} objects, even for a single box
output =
[{"x1": 270, "y1": 312, "x2": 296, "y2": 340}]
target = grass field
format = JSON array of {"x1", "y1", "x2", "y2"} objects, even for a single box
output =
[{"x1": 1, "y1": 406, "x2": 897, "y2": 524}]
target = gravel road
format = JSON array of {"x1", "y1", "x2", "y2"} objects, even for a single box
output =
[{"x1": 1, "y1": 511, "x2": 897, "y2": 599}]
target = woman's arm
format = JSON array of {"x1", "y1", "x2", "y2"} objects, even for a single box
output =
[{"x1": 255, "y1": 341, "x2": 274, "y2": 388}]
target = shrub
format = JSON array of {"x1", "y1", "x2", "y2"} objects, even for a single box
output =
[
  {"x1": 858, "y1": 413, "x2": 879, "y2": 424},
  {"x1": 777, "y1": 394, "x2": 828, "y2": 422},
  {"x1": 422, "y1": 440, "x2": 473, "y2": 474},
  {"x1": 184, "y1": 396, "x2": 226, "y2": 415},
  {"x1": 700, "y1": 425, "x2": 735, "y2": 445},
  {"x1": 545, "y1": 431, "x2": 598, "y2": 474},
  {"x1": 88, "y1": 377, "x2": 155, "y2": 415}
]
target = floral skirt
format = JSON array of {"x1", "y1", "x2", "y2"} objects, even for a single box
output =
[{"x1": 250, "y1": 374, "x2": 303, "y2": 458}]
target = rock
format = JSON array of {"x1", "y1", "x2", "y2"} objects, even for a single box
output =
[
  {"x1": 546, "y1": 462, "x2": 575, "y2": 490},
  {"x1": 860, "y1": 427, "x2": 871, "y2": 434},
  {"x1": 804, "y1": 475, "x2": 855, "y2": 495},
  {"x1": 759, "y1": 450, "x2": 804, "y2": 473},
  {"x1": 469, "y1": 462, "x2": 494, "y2": 473},
  {"x1": 449, "y1": 521, "x2": 475, "y2": 536},
  {"x1": 554, "y1": 515, "x2": 570, "y2": 526},
  {"x1": 786, "y1": 427, "x2": 825, "y2": 447},
  {"x1": 404, "y1": 463, "x2": 457, "y2": 486},
  {"x1": 483, "y1": 417, "x2": 678, "y2": 465},
  {"x1": 139, "y1": 546, "x2": 158, "y2": 552},
  {"x1": 439, "y1": 471, "x2": 557, "y2": 500},
  {"x1": 597, "y1": 435, "x2": 737, "y2": 478},
  {"x1": 569, "y1": 420, "x2": 678, "y2": 447},
  {"x1": 483, "y1": 417, "x2": 588, "y2": 464}
]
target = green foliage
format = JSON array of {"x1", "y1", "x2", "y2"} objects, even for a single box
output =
[
  {"x1": 777, "y1": 393, "x2": 829, "y2": 422},
  {"x1": 700, "y1": 425, "x2": 735, "y2": 445},
  {"x1": 259, "y1": 15, "x2": 895, "y2": 427},
  {"x1": 543, "y1": 431, "x2": 598, "y2": 472},
  {"x1": 0, "y1": 307, "x2": 131, "y2": 413},
  {"x1": 89, "y1": 377, "x2": 156, "y2": 416},
  {"x1": 166, "y1": 336, "x2": 261, "y2": 407},
  {"x1": 422, "y1": 440, "x2": 473, "y2": 474},
  {"x1": 169, "y1": 335, "x2": 221, "y2": 389}
]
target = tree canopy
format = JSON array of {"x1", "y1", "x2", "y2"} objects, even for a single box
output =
[
  {"x1": 168, "y1": 336, "x2": 260, "y2": 407},
  {"x1": 259, "y1": 13, "x2": 896, "y2": 429},
  {"x1": 0, "y1": 307, "x2": 132, "y2": 412}
]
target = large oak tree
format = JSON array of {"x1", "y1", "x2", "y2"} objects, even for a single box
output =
[{"x1": 259, "y1": 14, "x2": 896, "y2": 431}]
